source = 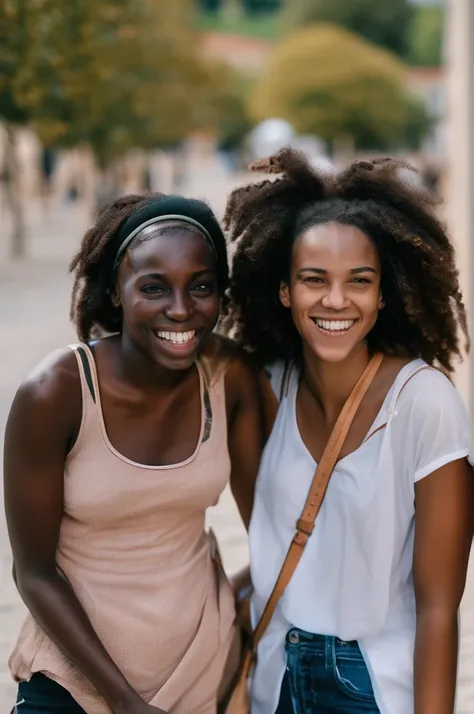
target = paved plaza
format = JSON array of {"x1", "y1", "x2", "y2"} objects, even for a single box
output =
[{"x1": 0, "y1": 161, "x2": 472, "y2": 711}]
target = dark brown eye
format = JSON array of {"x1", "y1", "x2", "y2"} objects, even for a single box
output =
[{"x1": 141, "y1": 285, "x2": 165, "y2": 295}]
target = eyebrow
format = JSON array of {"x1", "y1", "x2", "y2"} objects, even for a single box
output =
[
  {"x1": 139, "y1": 269, "x2": 214, "y2": 280},
  {"x1": 296, "y1": 266, "x2": 378, "y2": 277}
]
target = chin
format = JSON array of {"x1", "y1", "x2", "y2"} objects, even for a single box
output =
[
  {"x1": 154, "y1": 352, "x2": 198, "y2": 371},
  {"x1": 304, "y1": 335, "x2": 362, "y2": 365}
]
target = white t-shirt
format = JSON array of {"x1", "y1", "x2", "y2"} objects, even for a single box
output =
[{"x1": 249, "y1": 359, "x2": 471, "y2": 714}]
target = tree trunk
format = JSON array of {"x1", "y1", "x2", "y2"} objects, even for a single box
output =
[{"x1": 4, "y1": 123, "x2": 26, "y2": 258}]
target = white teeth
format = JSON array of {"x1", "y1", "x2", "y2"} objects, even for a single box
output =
[
  {"x1": 315, "y1": 319, "x2": 355, "y2": 332},
  {"x1": 156, "y1": 330, "x2": 196, "y2": 344}
]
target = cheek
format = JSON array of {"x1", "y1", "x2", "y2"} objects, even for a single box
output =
[
  {"x1": 206, "y1": 293, "x2": 221, "y2": 312},
  {"x1": 359, "y1": 288, "x2": 381, "y2": 315},
  {"x1": 197, "y1": 293, "x2": 221, "y2": 321},
  {"x1": 289, "y1": 284, "x2": 319, "y2": 316},
  {"x1": 121, "y1": 292, "x2": 156, "y2": 324}
]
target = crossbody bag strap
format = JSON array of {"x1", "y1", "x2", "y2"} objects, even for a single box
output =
[{"x1": 252, "y1": 351, "x2": 384, "y2": 651}]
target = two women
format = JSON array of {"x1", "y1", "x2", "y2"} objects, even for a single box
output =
[
  {"x1": 5, "y1": 152, "x2": 473, "y2": 714},
  {"x1": 4, "y1": 194, "x2": 262, "y2": 713},
  {"x1": 224, "y1": 150, "x2": 473, "y2": 714}
]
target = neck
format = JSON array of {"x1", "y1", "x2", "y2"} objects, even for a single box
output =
[
  {"x1": 114, "y1": 333, "x2": 193, "y2": 392},
  {"x1": 301, "y1": 342, "x2": 371, "y2": 425}
]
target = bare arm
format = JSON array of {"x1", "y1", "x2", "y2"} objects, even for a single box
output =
[
  {"x1": 226, "y1": 356, "x2": 275, "y2": 531},
  {"x1": 413, "y1": 458, "x2": 474, "y2": 714},
  {"x1": 224, "y1": 356, "x2": 278, "y2": 607},
  {"x1": 4, "y1": 351, "x2": 162, "y2": 714}
]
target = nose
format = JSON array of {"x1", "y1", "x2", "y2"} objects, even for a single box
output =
[
  {"x1": 321, "y1": 283, "x2": 350, "y2": 311},
  {"x1": 165, "y1": 290, "x2": 193, "y2": 322}
]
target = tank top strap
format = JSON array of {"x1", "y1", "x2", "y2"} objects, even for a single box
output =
[
  {"x1": 196, "y1": 355, "x2": 227, "y2": 446},
  {"x1": 67, "y1": 343, "x2": 102, "y2": 449},
  {"x1": 68, "y1": 342, "x2": 97, "y2": 403}
]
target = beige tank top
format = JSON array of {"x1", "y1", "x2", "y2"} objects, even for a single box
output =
[{"x1": 9, "y1": 343, "x2": 236, "y2": 714}]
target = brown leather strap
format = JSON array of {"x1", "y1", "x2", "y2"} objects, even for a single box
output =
[{"x1": 252, "y1": 352, "x2": 384, "y2": 650}]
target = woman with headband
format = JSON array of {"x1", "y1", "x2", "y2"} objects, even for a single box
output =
[{"x1": 4, "y1": 194, "x2": 263, "y2": 714}]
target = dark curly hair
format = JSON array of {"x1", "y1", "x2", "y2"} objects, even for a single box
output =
[
  {"x1": 69, "y1": 193, "x2": 229, "y2": 341},
  {"x1": 222, "y1": 148, "x2": 469, "y2": 372}
]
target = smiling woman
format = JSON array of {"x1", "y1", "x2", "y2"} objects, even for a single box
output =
[
  {"x1": 4, "y1": 193, "x2": 265, "y2": 714},
  {"x1": 223, "y1": 149, "x2": 474, "y2": 714},
  {"x1": 280, "y1": 222, "x2": 382, "y2": 363}
]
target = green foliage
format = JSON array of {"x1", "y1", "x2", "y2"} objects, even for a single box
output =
[
  {"x1": 402, "y1": 93, "x2": 435, "y2": 150},
  {"x1": 196, "y1": 9, "x2": 278, "y2": 38},
  {"x1": 407, "y1": 5, "x2": 444, "y2": 67},
  {"x1": 280, "y1": 0, "x2": 414, "y2": 59},
  {"x1": 0, "y1": 0, "x2": 30, "y2": 123},
  {"x1": 2, "y1": 0, "x2": 217, "y2": 166},
  {"x1": 251, "y1": 24, "x2": 431, "y2": 151},
  {"x1": 197, "y1": 0, "x2": 281, "y2": 16},
  {"x1": 241, "y1": 0, "x2": 281, "y2": 15},
  {"x1": 203, "y1": 63, "x2": 254, "y2": 146}
]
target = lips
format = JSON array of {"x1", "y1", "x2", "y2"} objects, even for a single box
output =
[
  {"x1": 153, "y1": 329, "x2": 199, "y2": 353},
  {"x1": 155, "y1": 330, "x2": 196, "y2": 345},
  {"x1": 312, "y1": 318, "x2": 357, "y2": 337}
]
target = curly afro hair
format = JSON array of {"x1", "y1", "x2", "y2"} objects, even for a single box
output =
[
  {"x1": 222, "y1": 148, "x2": 469, "y2": 373},
  {"x1": 69, "y1": 193, "x2": 229, "y2": 342}
]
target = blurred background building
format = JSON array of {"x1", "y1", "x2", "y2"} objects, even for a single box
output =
[{"x1": 0, "y1": 0, "x2": 473, "y2": 709}]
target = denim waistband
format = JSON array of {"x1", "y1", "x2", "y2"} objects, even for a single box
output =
[{"x1": 285, "y1": 627, "x2": 359, "y2": 649}]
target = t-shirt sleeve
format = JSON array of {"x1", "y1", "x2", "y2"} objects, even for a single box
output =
[{"x1": 397, "y1": 368, "x2": 471, "y2": 482}]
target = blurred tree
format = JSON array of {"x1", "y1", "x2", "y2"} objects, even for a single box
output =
[
  {"x1": 16, "y1": 0, "x2": 211, "y2": 168},
  {"x1": 203, "y1": 62, "x2": 254, "y2": 162},
  {"x1": 407, "y1": 5, "x2": 444, "y2": 67},
  {"x1": 0, "y1": 0, "x2": 31, "y2": 256},
  {"x1": 0, "y1": 0, "x2": 218, "y2": 250},
  {"x1": 199, "y1": 0, "x2": 222, "y2": 12},
  {"x1": 280, "y1": 0, "x2": 414, "y2": 59},
  {"x1": 0, "y1": 0, "x2": 30, "y2": 124},
  {"x1": 402, "y1": 93, "x2": 435, "y2": 150},
  {"x1": 197, "y1": 0, "x2": 281, "y2": 16},
  {"x1": 242, "y1": 0, "x2": 281, "y2": 16},
  {"x1": 250, "y1": 24, "x2": 431, "y2": 153}
]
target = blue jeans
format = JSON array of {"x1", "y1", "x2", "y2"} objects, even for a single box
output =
[
  {"x1": 12, "y1": 674, "x2": 85, "y2": 713},
  {"x1": 275, "y1": 628, "x2": 380, "y2": 714}
]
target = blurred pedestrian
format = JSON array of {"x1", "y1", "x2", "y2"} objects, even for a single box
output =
[
  {"x1": 223, "y1": 149, "x2": 474, "y2": 714},
  {"x1": 4, "y1": 193, "x2": 264, "y2": 714},
  {"x1": 40, "y1": 146, "x2": 57, "y2": 212}
]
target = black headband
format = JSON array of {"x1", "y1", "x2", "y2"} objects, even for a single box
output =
[{"x1": 112, "y1": 195, "x2": 224, "y2": 272}]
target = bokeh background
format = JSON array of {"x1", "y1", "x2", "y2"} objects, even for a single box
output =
[{"x1": 0, "y1": 0, "x2": 473, "y2": 711}]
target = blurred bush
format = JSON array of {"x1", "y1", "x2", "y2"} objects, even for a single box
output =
[
  {"x1": 250, "y1": 23, "x2": 432, "y2": 153},
  {"x1": 407, "y1": 4, "x2": 444, "y2": 67},
  {"x1": 279, "y1": 0, "x2": 414, "y2": 59}
]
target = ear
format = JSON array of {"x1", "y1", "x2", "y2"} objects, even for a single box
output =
[
  {"x1": 110, "y1": 283, "x2": 121, "y2": 309},
  {"x1": 378, "y1": 294, "x2": 384, "y2": 309},
  {"x1": 279, "y1": 281, "x2": 291, "y2": 309}
]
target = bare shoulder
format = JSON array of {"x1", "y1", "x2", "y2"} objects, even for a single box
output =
[
  {"x1": 372, "y1": 354, "x2": 415, "y2": 396},
  {"x1": 380, "y1": 354, "x2": 414, "y2": 381},
  {"x1": 8, "y1": 347, "x2": 82, "y2": 435}
]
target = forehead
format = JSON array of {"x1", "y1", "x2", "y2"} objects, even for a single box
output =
[
  {"x1": 293, "y1": 222, "x2": 379, "y2": 268},
  {"x1": 124, "y1": 227, "x2": 216, "y2": 275}
]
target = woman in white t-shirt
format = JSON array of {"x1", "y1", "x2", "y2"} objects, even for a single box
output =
[{"x1": 223, "y1": 151, "x2": 474, "y2": 714}]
